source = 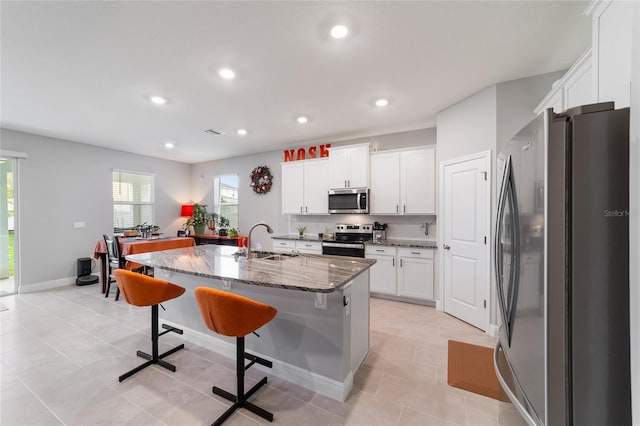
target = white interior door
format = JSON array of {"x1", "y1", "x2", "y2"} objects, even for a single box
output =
[{"x1": 442, "y1": 153, "x2": 489, "y2": 330}]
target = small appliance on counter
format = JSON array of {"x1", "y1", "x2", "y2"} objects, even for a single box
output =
[{"x1": 372, "y1": 222, "x2": 387, "y2": 242}]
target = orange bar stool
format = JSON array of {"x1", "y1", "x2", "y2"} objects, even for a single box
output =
[
  {"x1": 194, "y1": 287, "x2": 277, "y2": 425},
  {"x1": 114, "y1": 269, "x2": 186, "y2": 382}
]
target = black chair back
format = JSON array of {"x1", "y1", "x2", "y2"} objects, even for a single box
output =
[{"x1": 177, "y1": 230, "x2": 188, "y2": 237}]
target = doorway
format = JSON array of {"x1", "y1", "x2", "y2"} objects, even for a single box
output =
[
  {"x1": 1, "y1": 157, "x2": 16, "y2": 295},
  {"x1": 440, "y1": 151, "x2": 491, "y2": 330}
]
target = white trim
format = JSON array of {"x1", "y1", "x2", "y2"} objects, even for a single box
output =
[
  {"x1": 435, "y1": 300, "x2": 443, "y2": 311},
  {"x1": 18, "y1": 278, "x2": 75, "y2": 293},
  {"x1": 0, "y1": 150, "x2": 28, "y2": 159},
  {"x1": 439, "y1": 150, "x2": 493, "y2": 332},
  {"x1": 487, "y1": 324, "x2": 499, "y2": 338},
  {"x1": 161, "y1": 319, "x2": 354, "y2": 402},
  {"x1": 368, "y1": 144, "x2": 437, "y2": 156}
]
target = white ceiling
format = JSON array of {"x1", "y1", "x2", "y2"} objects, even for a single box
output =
[{"x1": 1, "y1": 1, "x2": 591, "y2": 164}]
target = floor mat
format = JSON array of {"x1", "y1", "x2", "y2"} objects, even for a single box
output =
[{"x1": 447, "y1": 340, "x2": 509, "y2": 401}]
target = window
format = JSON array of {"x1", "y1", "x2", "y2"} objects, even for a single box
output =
[
  {"x1": 213, "y1": 175, "x2": 238, "y2": 230},
  {"x1": 112, "y1": 170, "x2": 154, "y2": 231}
]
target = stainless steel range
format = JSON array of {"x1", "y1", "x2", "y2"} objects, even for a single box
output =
[{"x1": 321, "y1": 224, "x2": 373, "y2": 258}]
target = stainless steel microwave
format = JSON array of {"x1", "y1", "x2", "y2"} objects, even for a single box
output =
[{"x1": 328, "y1": 188, "x2": 369, "y2": 214}]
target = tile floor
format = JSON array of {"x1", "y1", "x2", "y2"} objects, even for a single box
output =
[{"x1": 0, "y1": 284, "x2": 526, "y2": 426}]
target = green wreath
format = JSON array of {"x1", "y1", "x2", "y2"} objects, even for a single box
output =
[{"x1": 250, "y1": 165, "x2": 273, "y2": 194}]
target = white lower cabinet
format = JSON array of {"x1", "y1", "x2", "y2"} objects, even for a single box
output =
[
  {"x1": 272, "y1": 240, "x2": 296, "y2": 253},
  {"x1": 367, "y1": 247, "x2": 397, "y2": 295},
  {"x1": 397, "y1": 249, "x2": 434, "y2": 300},
  {"x1": 365, "y1": 245, "x2": 435, "y2": 301},
  {"x1": 272, "y1": 239, "x2": 321, "y2": 255},
  {"x1": 296, "y1": 241, "x2": 322, "y2": 255}
]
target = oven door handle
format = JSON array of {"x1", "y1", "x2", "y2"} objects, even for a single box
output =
[{"x1": 322, "y1": 242, "x2": 365, "y2": 249}]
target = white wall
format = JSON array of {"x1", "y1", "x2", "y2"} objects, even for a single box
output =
[
  {"x1": 629, "y1": 1, "x2": 639, "y2": 422},
  {"x1": 436, "y1": 72, "x2": 563, "y2": 327},
  {"x1": 0, "y1": 129, "x2": 191, "y2": 290}
]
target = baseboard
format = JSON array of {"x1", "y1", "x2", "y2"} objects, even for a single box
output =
[
  {"x1": 18, "y1": 277, "x2": 75, "y2": 293},
  {"x1": 436, "y1": 300, "x2": 443, "y2": 311},
  {"x1": 370, "y1": 293, "x2": 436, "y2": 308},
  {"x1": 487, "y1": 324, "x2": 499, "y2": 338},
  {"x1": 162, "y1": 319, "x2": 354, "y2": 402}
]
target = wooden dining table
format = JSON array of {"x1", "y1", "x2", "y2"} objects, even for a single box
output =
[{"x1": 93, "y1": 236, "x2": 195, "y2": 293}]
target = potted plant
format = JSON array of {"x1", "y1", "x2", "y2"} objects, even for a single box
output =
[
  {"x1": 184, "y1": 203, "x2": 208, "y2": 235},
  {"x1": 228, "y1": 228, "x2": 238, "y2": 238},
  {"x1": 217, "y1": 216, "x2": 230, "y2": 236},
  {"x1": 296, "y1": 225, "x2": 307, "y2": 238}
]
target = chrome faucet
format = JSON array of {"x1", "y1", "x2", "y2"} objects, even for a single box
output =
[{"x1": 246, "y1": 222, "x2": 274, "y2": 259}]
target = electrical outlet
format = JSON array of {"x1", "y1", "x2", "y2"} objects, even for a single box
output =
[{"x1": 72, "y1": 222, "x2": 85, "y2": 229}]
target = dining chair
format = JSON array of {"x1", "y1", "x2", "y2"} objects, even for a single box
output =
[{"x1": 103, "y1": 234, "x2": 122, "y2": 301}]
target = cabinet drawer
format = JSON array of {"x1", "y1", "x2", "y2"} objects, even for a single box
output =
[
  {"x1": 272, "y1": 240, "x2": 296, "y2": 250},
  {"x1": 397, "y1": 247, "x2": 434, "y2": 259},
  {"x1": 296, "y1": 241, "x2": 322, "y2": 251},
  {"x1": 365, "y1": 246, "x2": 396, "y2": 256}
]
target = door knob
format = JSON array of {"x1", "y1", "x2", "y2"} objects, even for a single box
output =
[{"x1": 443, "y1": 244, "x2": 451, "y2": 250}]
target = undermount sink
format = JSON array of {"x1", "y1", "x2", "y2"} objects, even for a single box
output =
[{"x1": 242, "y1": 250, "x2": 299, "y2": 260}]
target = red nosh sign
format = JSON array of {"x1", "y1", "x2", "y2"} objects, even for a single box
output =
[{"x1": 284, "y1": 144, "x2": 331, "y2": 162}]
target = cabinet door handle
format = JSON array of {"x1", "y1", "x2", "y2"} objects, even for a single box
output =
[
  {"x1": 305, "y1": 244, "x2": 312, "y2": 247},
  {"x1": 300, "y1": 206, "x2": 303, "y2": 213},
  {"x1": 411, "y1": 251, "x2": 421, "y2": 255},
  {"x1": 392, "y1": 258, "x2": 395, "y2": 267},
  {"x1": 376, "y1": 249, "x2": 384, "y2": 252},
  {"x1": 348, "y1": 180, "x2": 350, "y2": 187},
  {"x1": 280, "y1": 242, "x2": 286, "y2": 245},
  {"x1": 345, "y1": 180, "x2": 347, "y2": 187},
  {"x1": 403, "y1": 205, "x2": 406, "y2": 213},
  {"x1": 396, "y1": 205, "x2": 399, "y2": 213},
  {"x1": 443, "y1": 244, "x2": 451, "y2": 250},
  {"x1": 400, "y1": 259, "x2": 403, "y2": 267},
  {"x1": 305, "y1": 206, "x2": 308, "y2": 213}
]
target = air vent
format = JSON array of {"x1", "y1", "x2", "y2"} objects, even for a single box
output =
[{"x1": 204, "y1": 129, "x2": 225, "y2": 136}]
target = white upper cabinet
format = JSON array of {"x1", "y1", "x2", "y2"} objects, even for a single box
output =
[
  {"x1": 535, "y1": 48, "x2": 593, "y2": 114},
  {"x1": 329, "y1": 144, "x2": 370, "y2": 189},
  {"x1": 536, "y1": 0, "x2": 633, "y2": 114},
  {"x1": 370, "y1": 147, "x2": 436, "y2": 215},
  {"x1": 281, "y1": 159, "x2": 329, "y2": 215},
  {"x1": 281, "y1": 162, "x2": 304, "y2": 214},
  {"x1": 303, "y1": 159, "x2": 329, "y2": 214},
  {"x1": 589, "y1": 0, "x2": 633, "y2": 108},
  {"x1": 401, "y1": 148, "x2": 435, "y2": 214},
  {"x1": 370, "y1": 152, "x2": 400, "y2": 214}
]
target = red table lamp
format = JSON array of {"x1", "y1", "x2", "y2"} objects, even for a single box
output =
[{"x1": 181, "y1": 204, "x2": 194, "y2": 217}]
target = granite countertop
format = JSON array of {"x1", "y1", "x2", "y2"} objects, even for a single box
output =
[
  {"x1": 271, "y1": 234, "x2": 324, "y2": 242},
  {"x1": 365, "y1": 239, "x2": 438, "y2": 249},
  {"x1": 125, "y1": 245, "x2": 375, "y2": 293}
]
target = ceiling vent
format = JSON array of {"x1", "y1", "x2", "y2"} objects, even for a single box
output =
[{"x1": 203, "y1": 129, "x2": 225, "y2": 136}]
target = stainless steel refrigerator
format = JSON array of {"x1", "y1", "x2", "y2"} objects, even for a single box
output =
[{"x1": 493, "y1": 102, "x2": 631, "y2": 426}]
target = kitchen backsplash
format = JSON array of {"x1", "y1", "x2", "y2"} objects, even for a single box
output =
[{"x1": 287, "y1": 215, "x2": 437, "y2": 240}]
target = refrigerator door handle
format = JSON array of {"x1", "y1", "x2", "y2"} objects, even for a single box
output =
[
  {"x1": 494, "y1": 155, "x2": 512, "y2": 338},
  {"x1": 506, "y1": 168, "x2": 521, "y2": 344},
  {"x1": 493, "y1": 339, "x2": 539, "y2": 426}
]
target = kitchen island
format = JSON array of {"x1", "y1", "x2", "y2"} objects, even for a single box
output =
[{"x1": 125, "y1": 245, "x2": 375, "y2": 401}]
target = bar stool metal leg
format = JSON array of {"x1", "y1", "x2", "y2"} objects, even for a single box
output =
[
  {"x1": 118, "y1": 304, "x2": 185, "y2": 382},
  {"x1": 211, "y1": 336, "x2": 273, "y2": 425}
]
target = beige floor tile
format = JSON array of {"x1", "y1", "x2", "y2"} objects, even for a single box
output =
[
  {"x1": 0, "y1": 285, "x2": 528, "y2": 426},
  {"x1": 398, "y1": 405, "x2": 460, "y2": 426},
  {"x1": 0, "y1": 380, "x2": 63, "y2": 426}
]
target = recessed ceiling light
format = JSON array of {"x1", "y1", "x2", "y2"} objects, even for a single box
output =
[
  {"x1": 150, "y1": 95, "x2": 167, "y2": 105},
  {"x1": 218, "y1": 68, "x2": 236, "y2": 80},
  {"x1": 296, "y1": 116, "x2": 309, "y2": 124},
  {"x1": 330, "y1": 25, "x2": 349, "y2": 39},
  {"x1": 237, "y1": 129, "x2": 248, "y2": 136},
  {"x1": 375, "y1": 98, "x2": 389, "y2": 107},
  {"x1": 164, "y1": 142, "x2": 174, "y2": 149}
]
